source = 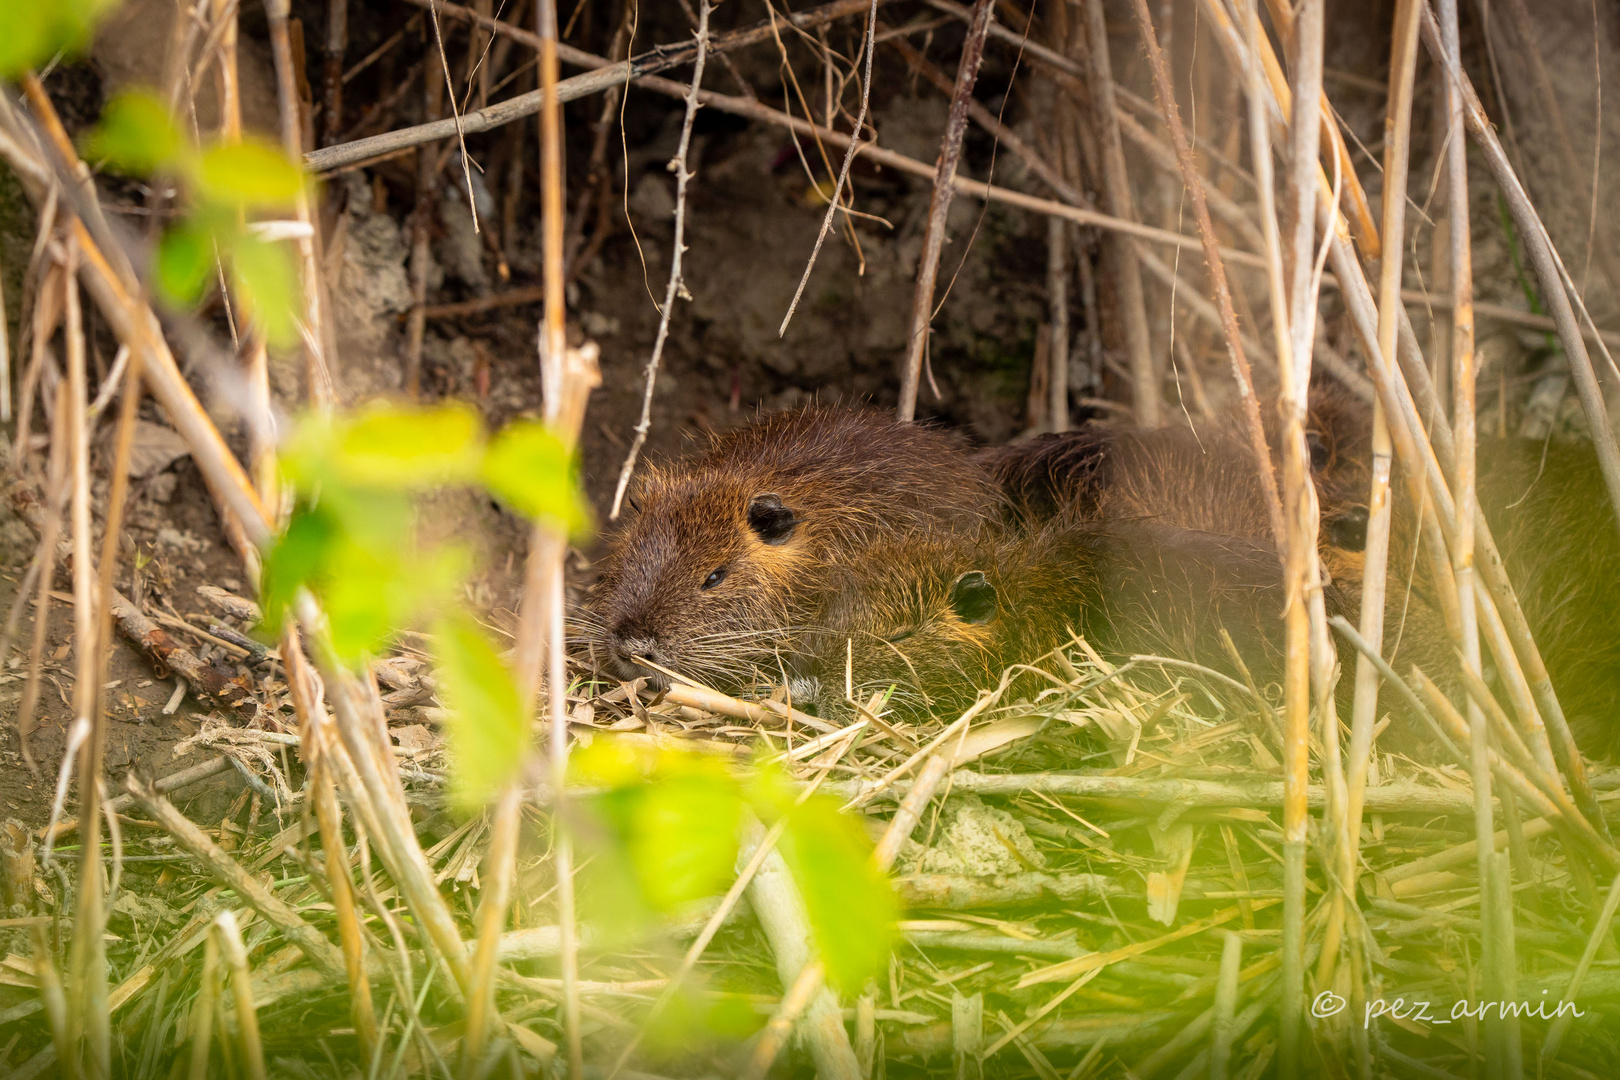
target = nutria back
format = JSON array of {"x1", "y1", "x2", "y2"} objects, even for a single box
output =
[
  {"x1": 580, "y1": 407, "x2": 1002, "y2": 689},
  {"x1": 983, "y1": 380, "x2": 1373, "y2": 551},
  {"x1": 1476, "y1": 439, "x2": 1620, "y2": 759}
]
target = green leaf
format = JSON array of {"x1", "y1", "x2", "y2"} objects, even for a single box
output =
[
  {"x1": 482, "y1": 420, "x2": 591, "y2": 535},
  {"x1": 434, "y1": 613, "x2": 527, "y2": 811},
  {"x1": 257, "y1": 503, "x2": 338, "y2": 639},
  {"x1": 322, "y1": 536, "x2": 465, "y2": 663},
  {"x1": 83, "y1": 92, "x2": 186, "y2": 176},
  {"x1": 330, "y1": 402, "x2": 486, "y2": 489},
  {"x1": 778, "y1": 794, "x2": 899, "y2": 992},
  {"x1": 228, "y1": 231, "x2": 300, "y2": 348},
  {"x1": 0, "y1": 0, "x2": 119, "y2": 80},
  {"x1": 626, "y1": 762, "x2": 742, "y2": 911},
  {"x1": 196, "y1": 140, "x2": 306, "y2": 209},
  {"x1": 154, "y1": 219, "x2": 215, "y2": 307}
]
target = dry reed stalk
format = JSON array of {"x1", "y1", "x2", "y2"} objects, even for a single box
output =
[
  {"x1": 405, "y1": 55, "x2": 443, "y2": 399},
  {"x1": 212, "y1": 911, "x2": 268, "y2": 1080},
  {"x1": 500, "y1": 1, "x2": 603, "y2": 1072},
  {"x1": 9, "y1": 250, "x2": 60, "y2": 479},
  {"x1": 1046, "y1": 218, "x2": 1068, "y2": 433},
  {"x1": 1228, "y1": 6, "x2": 1311, "y2": 1062},
  {"x1": 895, "y1": 0, "x2": 991, "y2": 423},
  {"x1": 1209, "y1": 932, "x2": 1241, "y2": 1080},
  {"x1": 1272, "y1": 0, "x2": 1351, "y2": 1036},
  {"x1": 300, "y1": 639, "x2": 473, "y2": 993},
  {"x1": 15, "y1": 381, "x2": 69, "y2": 774},
  {"x1": 1416, "y1": 16, "x2": 1620, "y2": 540},
  {"x1": 608, "y1": 0, "x2": 710, "y2": 518},
  {"x1": 1435, "y1": 0, "x2": 1513, "y2": 1042},
  {"x1": 464, "y1": 785, "x2": 522, "y2": 1067},
  {"x1": 1415, "y1": 10, "x2": 1615, "y2": 838},
  {"x1": 0, "y1": 103, "x2": 270, "y2": 544},
  {"x1": 1080, "y1": 0, "x2": 1157, "y2": 427},
  {"x1": 60, "y1": 234, "x2": 112, "y2": 1080},
  {"x1": 0, "y1": 235, "x2": 9, "y2": 423},
  {"x1": 281, "y1": 629, "x2": 378, "y2": 1058},
  {"x1": 323, "y1": 0, "x2": 347, "y2": 146},
  {"x1": 213, "y1": 0, "x2": 279, "y2": 516},
  {"x1": 266, "y1": 0, "x2": 338, "y2": 409},
  {"x1": 1125, "y1": 0, "x2": 1284, "y2": 556}
]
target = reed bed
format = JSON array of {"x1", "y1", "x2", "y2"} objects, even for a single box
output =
[{"x1": 1, "y1": 0, "x2": 1619, "y2": 1076}]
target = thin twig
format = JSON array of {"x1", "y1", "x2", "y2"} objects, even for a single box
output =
[
  {"x1": 265, "y1": 0, "x2": 338, "y2": 408},
  {"x1": 428, "y1": 0, "x2": 482, "y2": 234},
  {"x1": 1080, "y1": 0, "x2": 1158, "y2": 427},
  {"x1": 1125, "y1": 0, "x2": 1283, "y2": 553},
  {"x1": 778, "y1": 0, "x2": 879, "y2": 340},
  {"x1": 608, "y1": 0, "x2": 710, "y2": 520}
]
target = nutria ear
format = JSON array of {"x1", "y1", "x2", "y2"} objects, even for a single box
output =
[
  {"x1": 1323, "y1": 505, "x2": 1370, "y2": 551},
  {"x1": 949, "y1": 571, "x2": 998, "y2": 625},
  {"x1": 747, "y1": 493, "x2": 799, "y2": 545}
]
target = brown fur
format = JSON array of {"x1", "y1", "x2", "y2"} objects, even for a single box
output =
[
  {"x1": 983, "y1": 380, "x2": 1373, "y2": 549},
  {"x1": 800, "y1": 517, "x2": 1355, "y2": 721},
  {"x1": 579, "y1": 407, "x2": 1002, "y2": 690}
]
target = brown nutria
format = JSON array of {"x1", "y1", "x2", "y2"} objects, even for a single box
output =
[
  {"x1": 797, "y1": 517, "x2": 1358, "y2": 721},
  {"x1": 578, "y1": 407, "x2": 1003, "y2": 690}
]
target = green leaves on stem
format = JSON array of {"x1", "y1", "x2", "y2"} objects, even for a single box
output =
[{"x1": 82, "y1": 90, "x2": 308, "y2": 345}]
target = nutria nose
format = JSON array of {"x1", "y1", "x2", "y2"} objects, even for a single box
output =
[{"x1": 614, "y1": 635, "x2": 659, "y2": 664}]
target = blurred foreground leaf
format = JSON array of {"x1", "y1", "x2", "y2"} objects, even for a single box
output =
[
  {"x1": 483, "y1": 420, "x2": 591, "y2": 535},
  {"x1": 83, "y1": 91, "x2": 185, "y2": 176},
  {"x1": 154, "y1": 218, "x2": 215, "y2": 307},
  {"x1": 778, "y1": 793, "x2": 899, "y2": 992},
  {"x1": 197, "y1": 140, "x2": 306, "y2": 208},
  {"x1": 0, "y1": 0, "x2": 119, "y2": 79},
  {"x1": 227, "y1": 231, "x2": 300, "y2": 348},
  {"x1": 434, "y1": 613, "x2": 527, "y2": 811},
  {"x1": 257, "y1": 502, "x2": 337, "y2": 638}
]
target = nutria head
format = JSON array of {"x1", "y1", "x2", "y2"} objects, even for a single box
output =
[
  {"x1": 800, "y1": 520, "x2": 1356, "y2": 721},
  {"x1": 799, "y1": 524, "x2": 1107, "y2": 719},
  {"x1": 802, "y1": 534, "x2": 1018, "y2": 717},
  {"x1": 580, "y1": 407, "x2": 1002, "y2": 690}
]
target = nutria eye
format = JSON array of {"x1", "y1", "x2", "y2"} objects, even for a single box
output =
[
  {"x1": 886, "y1": 628, "x2": 915, "y2": 644},
  {"x1": 702, "y1": 566, "x2": 728, "y2": 590}
]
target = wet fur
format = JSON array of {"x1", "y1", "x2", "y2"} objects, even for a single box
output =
[{"x1": 582, "y1": 407, "x2": 1002, "y2": 689}]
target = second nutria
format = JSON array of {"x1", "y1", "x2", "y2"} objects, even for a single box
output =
[
  {"x1": 982, "y1": 380, "x2": 1374, "y2": 554},
  {"x1": 795, "y1": 517, "x2": 1356, "y2": 721},
  {"x1": 578, "y1": 407, "x2": 1003, "y2": 690}
]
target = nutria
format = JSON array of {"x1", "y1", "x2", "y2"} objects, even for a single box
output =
[
  {"x1": 982, "y1": 380, "x2": 1373, "y2": 552},
  {"x1": 578, "y1": 407, "x2": 1003, "y2": 690},
  {"x1": 796, "y1": 517, "x2": 1358, "y2": 721},
  {"x1": 1474, "y1": 439, "x2": 1620, "y2": 759}
]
